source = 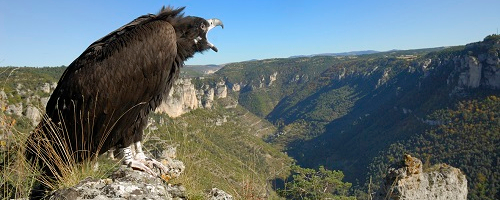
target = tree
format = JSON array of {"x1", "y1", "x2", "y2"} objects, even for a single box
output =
[{"x1": 278, "y1": 165, "x2": 356, "y2": 199}]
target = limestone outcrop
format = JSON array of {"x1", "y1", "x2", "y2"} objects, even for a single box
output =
[
  {"x1": 155, "y1": 78, "x2": 200, "y2": 118},
  {"x1": 155, "y1": 78, "x2": 231, "y2": 118},
  {"x1": 376, "y1": 155, "x2": 467, "y2": 200},
  {"x1": 449, "y1": 37, "x2": 500, "y2": 91}
]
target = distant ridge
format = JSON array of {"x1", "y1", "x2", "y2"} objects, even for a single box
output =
[{"x1": 289, "y1": 50, "x2": 379, "y2": 58}]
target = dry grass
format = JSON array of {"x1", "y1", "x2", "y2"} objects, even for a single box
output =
[
  {"x1": 1, "y1": 109, "x2": 119, "y2": 199},
  {"x1": 0, "y1": 67, "x2": 123, "y2": 199}
]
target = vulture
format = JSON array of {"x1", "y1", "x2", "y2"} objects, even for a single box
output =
[{"x1": 25, "y1": 6, "x2": 223, "y2": 198}]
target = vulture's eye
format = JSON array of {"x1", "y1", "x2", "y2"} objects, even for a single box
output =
[{"x1": 200, "y1": 23, "x2": 206, "y2": 30}]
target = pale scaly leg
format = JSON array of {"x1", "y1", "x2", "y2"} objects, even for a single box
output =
[
  {"x1": 107, "y1": 147, "x2": 116, "y2": 160},
  {"x1": 134, "y1": 141, "x2": 148, "y2": 160}
]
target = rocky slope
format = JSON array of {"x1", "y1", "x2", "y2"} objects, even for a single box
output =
[
  {"x1": 155, "y1": 78, "x2": 201, "y2": 118},
  {"x1": 155, "y1": 78, "x2": 230, "y2": 118}
]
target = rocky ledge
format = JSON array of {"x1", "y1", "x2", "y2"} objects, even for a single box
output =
[
  {"x1": 49, "y1": 167, "x2": 186, "y2": 200},
  {"x1": 43, "y1": 145, "x2": 233, "y2": 200}
]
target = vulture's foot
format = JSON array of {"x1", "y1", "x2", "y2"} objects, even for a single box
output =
[
  {"x1": 107, "y1": 147, "x2": 117, "y2": 160},
  {"x1": 135, "y1": 152, "x2": 170, "y2": 176},
  {"x1": 124, "y1": 157, "x2": 158, "y2": 176},
  {"x1": 121, "y1": 142, "x2": 170, "y2": 179}
]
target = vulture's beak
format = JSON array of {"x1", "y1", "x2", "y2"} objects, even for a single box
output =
[{"x1": 206, "y1": 18, "x2": 224, "y2": 52}]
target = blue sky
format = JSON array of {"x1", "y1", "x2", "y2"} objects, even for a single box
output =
[{"x1": 1, "y1": 0, "x2": 499, "y2": 67}]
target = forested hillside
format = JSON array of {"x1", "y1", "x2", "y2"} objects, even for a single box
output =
[{"x1": 214, "y1": 56, "x2": 343, "y2": 117}]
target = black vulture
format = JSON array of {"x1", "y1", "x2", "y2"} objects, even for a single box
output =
[{"x1": 25, "y1": 6, "x2": 223, "y2": 198}]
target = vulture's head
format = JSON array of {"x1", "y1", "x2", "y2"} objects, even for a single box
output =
[{"x1": 175, "y1": 16, "x2": 224, "y2": 53}]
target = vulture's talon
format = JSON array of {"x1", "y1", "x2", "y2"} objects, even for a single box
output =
[
  {"x1": 122, "y1": 143, "x2": 170, "y2": 178},
  {"x1": 125, "y1": 159, "x2": 158, "y2": 177},
  {"x1": 146, "y1": 158, "x2": 170, "y2": 176},
  {"x1": 125, "y1": 157, "x2": 170, "y2": 178}
]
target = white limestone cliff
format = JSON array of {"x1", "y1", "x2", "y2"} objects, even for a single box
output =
[
  {"x1": 155, "y1": 78, "x2": 230, "y2": 118},
  {"x1": 155, "y1": 78, "x2": 199, "y2": 118}
]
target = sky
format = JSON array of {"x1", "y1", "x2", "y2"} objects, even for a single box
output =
[{"x1": 1, "y1": 0, "x2": 499, "y2": 67}]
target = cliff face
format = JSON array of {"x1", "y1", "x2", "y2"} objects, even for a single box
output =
[
  {"x1": 376, "y1": 155, "x2": 467, "y2": 200},
  {"x1": 155, "y1": 78, "x2": 230, "y2": 118},
  {"x1": 450, "y1": 40, "x2": 500, "y2": 91},
  {"x1": 155, "y1": 78, "x2": 199, "y2": 118}
]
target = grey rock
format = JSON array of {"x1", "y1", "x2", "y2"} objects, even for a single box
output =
[
  {"x1": 40, "y1": 83, "x2": 52, "y2": 93},
  {"x1": 215, "y1": 85, "x2": 227, "y2": 99},
  {"x1": 49, "y1": 167, "x2": 186, "y2": 200},
  {"x1": 482, "y1": 53, "x2": 500, "y2": 89},
  {"x1": 6, "y1": 103, "x2": 23, "y2": 116},
  {"x1": 231, "y1": 83, "x2": 241, "y2": 92},
  {"x1": 204, "y1": 88, "x2": 215, "y2": 109},
  {"x1": 458, "y1": 56, "x2": 482, "y2": 88},
  {"x1": 161, "y1": 144, "x2": 178, "y2": 159},
  {"x1": 49, "y1": 144, "x2": 187, "y2": 200},
  {"x1": 376, "y1": 155, "x2": 467, "y2": 200},
  {"x1": 208, "y1": 188, "x2": 233, "y2": 200},
  {"x1": 161, "y1": 157, "x2": 185, "y2": 179},
  {"x1": 268, "y1": 72, "x2": 277, "y2": 86},
  {"x1": 156, "y1": 78, "x2": 199, "y2": 118},
  {"x1": 451, "y1": 50, "x2": 500, "y2": 91},
  {"x1": 25, "y1": 105, "x2": 42, "y2": 126}
]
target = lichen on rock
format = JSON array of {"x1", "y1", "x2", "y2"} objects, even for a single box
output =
[{"x1": 48, "y1": 166, "x2": 186, "y2": 200}]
